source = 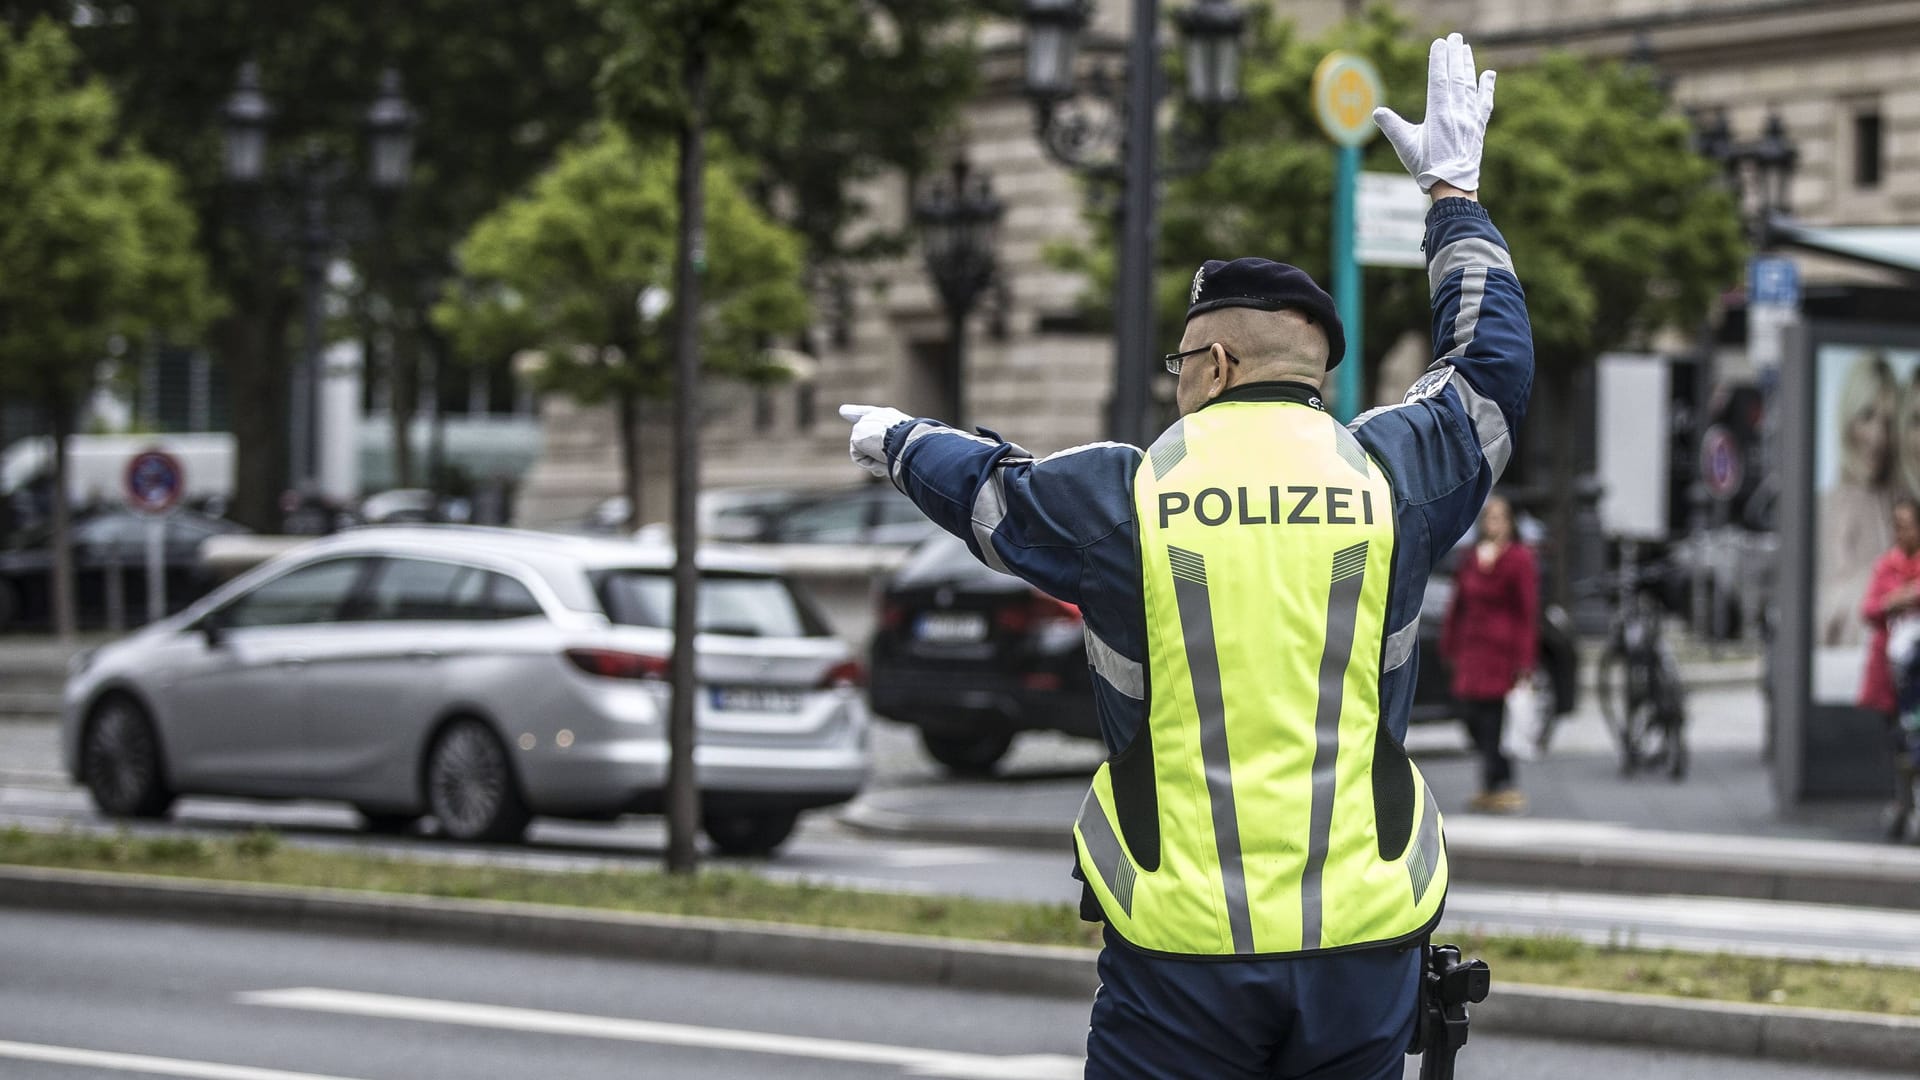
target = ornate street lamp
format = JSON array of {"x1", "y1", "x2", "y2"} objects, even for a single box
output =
[
  {"x1": 1021, "y1": 0, "x2": 1248, "y2": 446},
  {"x1": 1174, "y1": 0, "x2": 1247, "y2": 108},
  {"x1": 219, "y1": 63, "x2": 417, "y2": 501},
  {"x1": 220, "y1": 62, "x2": 271, "y2": 186},
  {"x1": 1023, "y1": 0, "x2": 1090, "y2": 101},
  {"x1": 365, "y1": 69, "x2": 419, "y2": 194},
  {"x1": 1752, "y1": 111, "x2": 1800, "y2": 226},
  {"x1": 914, "y1": 159, "x2": 1004, "y2": 428}
]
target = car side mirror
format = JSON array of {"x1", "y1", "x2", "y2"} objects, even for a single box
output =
[{"x1": 200, "y1": 612, "x2": 228, "y2": 649}]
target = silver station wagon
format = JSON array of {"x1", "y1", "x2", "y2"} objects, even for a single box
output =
[{"x1": 61, "y1": 527, "x2": 870, "y2": 854}]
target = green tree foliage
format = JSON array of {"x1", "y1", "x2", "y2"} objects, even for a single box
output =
[
  {"x1": 1061, "y1": 6, "x2": 1744, "y2": 380},
  {"x1": 435, "y1": 128, "x2": 809, "y2": 512},
  {"x1": 0, "y1": 19, "x2": 213, "y2": 637},
  {"x1": 1, "y1": 0, "x2": 610, "y2": 525},
  {"x1": 596, "y1": 0, "x2": 985, "y2": 266}
]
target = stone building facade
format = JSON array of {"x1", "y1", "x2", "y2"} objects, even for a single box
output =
[{"x1": 515, "y1": 0, "x2": 1920, "y2": 529}]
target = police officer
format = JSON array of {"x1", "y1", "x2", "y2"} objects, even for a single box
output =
[{"x1": 841, "y1": 33, "x2": 1528, "y2": 1079}]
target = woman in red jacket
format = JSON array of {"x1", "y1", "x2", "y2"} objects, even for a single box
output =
[
  {"x1": 1858, "y1": 498, "x2": 1920, "y2": 838},
  {"x1": 1441, "y1": 495, "x2": 1538, "y2": 813}
]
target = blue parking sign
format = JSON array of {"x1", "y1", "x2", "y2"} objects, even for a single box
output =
[{"x1": 1749, "y1": 256, "x2": 1800, "y2": 307}]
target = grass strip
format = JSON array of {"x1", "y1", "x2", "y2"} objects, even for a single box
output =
[{"x1": 6, "y1": 826, "x2": 1920, "y2": 1018}]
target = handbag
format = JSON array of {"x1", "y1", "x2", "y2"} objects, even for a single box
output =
[{"x1": 1503, "y1": 676, "x2": 1541, "y2": 762}]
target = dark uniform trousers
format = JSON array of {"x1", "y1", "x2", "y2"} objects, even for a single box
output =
[{"x1": 1085, "y1": 927, "x2": 1421, "y2": 1080}]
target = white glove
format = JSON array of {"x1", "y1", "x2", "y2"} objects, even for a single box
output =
[
  {"x1": 1371, "y1": 33, "x2": 1496, "y2": 194},
  {"x1": 839, "y1": 403, "x2": 912, "y2": 478}
]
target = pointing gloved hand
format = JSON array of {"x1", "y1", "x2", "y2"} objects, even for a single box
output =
[
  {"x1": 839, "y1": 403, "x2": 912, "y2": 478},
  {"x1": 1371, "y1": 33, "x2": 1496, "y2": 194}
]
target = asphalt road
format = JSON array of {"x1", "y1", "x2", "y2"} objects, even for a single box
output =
[{"x1": 0, "y1": 908, "x2": 1904, "y2": 1080}]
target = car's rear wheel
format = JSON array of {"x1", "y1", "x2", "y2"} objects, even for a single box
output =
[
  {"x1": 702, "y1": 809, "x2": 799, "y2": 856},
  {"x1": 425, "y1": 719, "x2": 530, "y2": 843},
  {"x1": 83, "y1": 696, "x2": 174, "y2": 819},
  {"x1": 920, "y1": 730, "x2": 1014, "y2": 776}
]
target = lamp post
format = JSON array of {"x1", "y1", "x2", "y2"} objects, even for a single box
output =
[
  {"x1": 221, "y1": 63, "x2": 416, "y2": 500},
  {"x1": 1021, "y1": 0, "x2": 1246, "y2": 447},
  {"x1": 913, "y1": 159, "x2": 1004, "y2": 428}
]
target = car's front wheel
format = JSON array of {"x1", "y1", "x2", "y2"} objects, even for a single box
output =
[
  {"x1": 82, "y1": 696, "x2": 174, "y2": 819},
  {"x1": 920, "y1": 731, "x2": 1014, "y2": 776},
  {"x1": 425, "y1": 719, "x2": 530, "y2": 843},
  {"x1": 702, "y1": 810, "x2": 799, "y2": 856}
]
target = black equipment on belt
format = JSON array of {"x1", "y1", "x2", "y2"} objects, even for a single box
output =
[{"x1": 1410, "y1": 942, "x2": 1491, "y2": 1079}]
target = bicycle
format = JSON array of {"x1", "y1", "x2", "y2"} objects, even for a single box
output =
[{"x1": 1589, "y1": 557, "x2": 1690, "y2": 781}]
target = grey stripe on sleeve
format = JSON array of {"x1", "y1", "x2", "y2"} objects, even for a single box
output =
[
  {"x1": 1428, "y1": 237, "x2": 1514, "y2": 299},
  {"x1": 970, "y1": 470, "x2": 1012, "y2": 574},
  {"x1": 1084, "y1": 624, "x2": 1144, "y2": 700}
]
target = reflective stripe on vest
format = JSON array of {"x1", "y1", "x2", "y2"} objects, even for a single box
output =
[{"x1": 1072, "y1": 399, "x2": 1449, "y2": 957}]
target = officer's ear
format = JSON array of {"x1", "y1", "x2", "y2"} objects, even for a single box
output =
[{"x1": 1206, "y1": 342, "x2": 1234, "y2": 400}]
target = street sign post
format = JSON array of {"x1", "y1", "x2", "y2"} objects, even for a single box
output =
[
  {"x1": 124, "y1": 449, "x2": 184, "y2": 625},
  {"x1": 1747, "y1": 255, "x2": 1800, "y2": 372},
  {"x1": 1312, "y1": 52, "x2": 1384, "y2": 422},
  {"x1": 1356, "y1": 172, "x2": 1428, "y2": 269}
]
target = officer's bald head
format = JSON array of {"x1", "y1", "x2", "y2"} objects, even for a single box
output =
[{"x1": 1180, "y1": 307, "x2": 1331, "y2": 383}]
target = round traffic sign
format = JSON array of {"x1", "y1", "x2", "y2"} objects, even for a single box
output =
[
  {"x1": 1700, "y1": 425, "x2": 1743, "y2": 501},
  {"x1": 1312, "y1": 52, "x2": 1384, "y2": 147},
  {"x1": 125, "y1": 449, "x2": 186, "y2": 515}
]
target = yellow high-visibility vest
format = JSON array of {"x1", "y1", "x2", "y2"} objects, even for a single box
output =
[{"x1": 1074, "y1": 396, "x2": 1447, "y2": 956}]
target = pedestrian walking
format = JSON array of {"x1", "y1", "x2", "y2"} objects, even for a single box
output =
[
  {"x1": 1440, "y1": 494, "x2": 1537, "y2": 814},
  {"x1": 840, "y1": 34, "x2": 1529, "y2": 1079},
  {"x1": 1859, "y1": 497, "x2": 1920, "y2": 840}
]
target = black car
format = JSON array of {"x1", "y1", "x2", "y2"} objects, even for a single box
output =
[
  {"x1": 0, "y1": 508, "x2": 247, "y2": 631},
  {"x1": 869, "y1": 533, "x2": 1096, "y2": 774},
  {"x1": 871, "y1": 528, "x2": 1578, "y2": 774}
]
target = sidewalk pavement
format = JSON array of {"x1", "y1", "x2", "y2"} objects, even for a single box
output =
[{"x1": 844, "y1": 683, "x2": 1920, "y2": 907}]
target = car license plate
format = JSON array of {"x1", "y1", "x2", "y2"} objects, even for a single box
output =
[
  {"x1": 710, "y1": 686, "x2": 803, "y2": 713},
  {"x1": 916, "y1": 612, "x2": 987, "y2": 643}
]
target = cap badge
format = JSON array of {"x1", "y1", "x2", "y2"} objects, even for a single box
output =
[{"x1": 1190, "y1": 267, "x2": 1205, "y2": 304}]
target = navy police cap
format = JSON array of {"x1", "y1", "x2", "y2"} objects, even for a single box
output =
[{"x1": 1184, "y1": 258, "x2": 1346, "y2": 370}]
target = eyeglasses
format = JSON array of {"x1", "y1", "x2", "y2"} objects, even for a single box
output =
[{"x1": 1163, "y1": 343, "x2": 1241, "y2": 376}]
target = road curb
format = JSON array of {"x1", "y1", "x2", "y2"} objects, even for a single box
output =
[
  {"x1": 838, "y1": 803, "x2": 1920, "y2": 912},
  {"x1": 3, "y1": 864, "x2": 1918, "y2": 1071},
  {"x1": 0, "y1": 864, "x2": 1100, "y2": 999}
]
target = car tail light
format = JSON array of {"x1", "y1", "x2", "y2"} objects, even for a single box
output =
[
  {"x1": 879, "y1": 599, "x2": 908, "y2": 632},
  {"x1": 1021, "y1": 672, "x2": 1063, "y2": 691},
  {"x1": 819, "y1": 659, "x2": 865, "y2": 689},
  {"x1": 566, "y1": 648, "x2": 670, "y2": 681},
  {"x1": 998, "y1": 590, "x2": 1081, "y2": 634}
]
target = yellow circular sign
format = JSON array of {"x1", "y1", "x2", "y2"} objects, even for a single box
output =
[{"x1": 1312, "y1": 51, "x2": 1384, "y2": 147}]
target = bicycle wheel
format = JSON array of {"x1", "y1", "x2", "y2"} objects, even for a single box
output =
[{"x1": 1595, "y1": 648, "x2": 1637, "y2": 773}]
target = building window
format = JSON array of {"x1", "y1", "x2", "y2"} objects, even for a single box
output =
[{"x1": 1855, "y1": 109, "x2": 1883, "y2": 189}]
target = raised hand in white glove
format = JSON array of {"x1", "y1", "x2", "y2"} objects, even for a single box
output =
[
  {"x1": 839, "y1": 403, "x2": 912, "y2": 478},
  {"x1": 1371, "y1": 33, "x2": 1496, "y2": 194}
]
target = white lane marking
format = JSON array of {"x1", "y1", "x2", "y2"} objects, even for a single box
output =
[
  {"x1": 875, "y1": 847, "x2": 1001, "y2": 869},
  {"x1": 0, "y1": 1040, "x2": 369, "y2": 1080},
  {"x1": 239, "y1": 988, "x2": 1082, "y2": 1080}
]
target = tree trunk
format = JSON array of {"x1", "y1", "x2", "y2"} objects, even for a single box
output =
[
  {"x1": 1543, "y1": 359, "x2": 1577, "y2": 610},
  {"x1": 666, "y1": 40, "x2": 709, "y2": 877},
  {"x1": 617, "y1": 386, "x2": 643, "y2": 531},
  {"x1": 47, "y1": 391, "x2": 76, "y2": 643},
  {"x1": 215, "y1": 300, "x2": 294, "y2": 532}
]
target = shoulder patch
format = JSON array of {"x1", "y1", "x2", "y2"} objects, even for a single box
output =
[{"x1": 1405, "y1": 364, "x2": 1457, "y2": 402}]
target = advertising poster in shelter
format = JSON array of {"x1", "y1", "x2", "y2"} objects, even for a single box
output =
[{"x1": 1813, "y1": 344, "x2": 1920, "y2": 702}]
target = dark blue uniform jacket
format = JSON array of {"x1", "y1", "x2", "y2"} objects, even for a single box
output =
[{"x1": 880, "y1": 198, "x2": 1534, "y2": 757}]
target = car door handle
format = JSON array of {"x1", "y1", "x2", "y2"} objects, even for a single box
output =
[
  {"x1": 407, "y1": 649, "x2": 443, "y2": 663},
  {"x1": 276, "y1": 657, "x2": 309, "y2": 669}
]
